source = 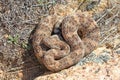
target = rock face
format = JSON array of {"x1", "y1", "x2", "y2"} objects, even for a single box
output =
[{"x1": 34, "y1": 47, "x2": 120, "y2": 80}]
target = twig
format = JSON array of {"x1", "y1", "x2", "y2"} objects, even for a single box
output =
[
  {"x1": 74, "y1": 0, "x2": 86, "y2": 12},
  {"x1": 7, "y1": 66, "x2": 23, "y2": 72},
  {"x1": 100, "y1": 28, "x2": 117, "y2": 44},
  {"x1": 96, "y1": 5, "x2": 116, "y2": 23},
  {"x1": 32, "y1": 1, "x2": 55, "y2": 7},
  {"x1": 100, "y1": 26, "x2": 117, "y2": 35},
  {"x1": 26, "y1": 65, "x2": 40, "y2": 71},
  {"x1": 105, "y1": 10, "x2": 119, "y2": 25},
  {"x1": 108, "y1": 34, "x2": 120, "y2": 44}
]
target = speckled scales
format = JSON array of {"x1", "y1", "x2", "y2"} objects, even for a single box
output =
[{"x1": 32, "y1": 11, "x2": 100, "y2": 72}]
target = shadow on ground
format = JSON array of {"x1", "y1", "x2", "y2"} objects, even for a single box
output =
[{"x1": 21, "y1": 28, "x2": 49, "y2": 80}]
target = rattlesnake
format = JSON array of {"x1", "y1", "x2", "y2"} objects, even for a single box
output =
[{"x1": 32, "y1": 10, "x2": 100, "y2": 72}]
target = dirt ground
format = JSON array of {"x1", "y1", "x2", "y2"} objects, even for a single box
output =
[{"x1": 0, "y1": 0, "x2": 120, "y2": 80}]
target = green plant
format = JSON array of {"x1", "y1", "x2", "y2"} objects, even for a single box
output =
[
  {"x1": 37, "y1": 0, "x2": 56, "y2": 5},
  {"x1": 8, "y1": 34, "x2": 19, "y2": 45},
  {"x1": 37, "y1": 0, "x2": 44, "y2": 5},
  {"x1": 21, "y1": 42, "x2": 32, "y2": 50}
]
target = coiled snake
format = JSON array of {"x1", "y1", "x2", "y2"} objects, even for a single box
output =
[{"x1": 32, "y1": 11, "x2": 100, "y2": 72}]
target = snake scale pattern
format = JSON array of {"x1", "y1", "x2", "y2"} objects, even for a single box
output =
[{"x1": 32, "y1": 10, "x2": 100, "y2": 72}]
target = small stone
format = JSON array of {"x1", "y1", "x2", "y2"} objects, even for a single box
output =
[
  {"x1": 0, "y1": 70, "x2": 4, "y2": 78},
  {"x1": 4, "y1": 34, "x2": 9, "y2": 38},
  {"x1": 17, "y1": 71, "x2": 23, "y2": 78},
  {"x1": 115, "y1": 48, "x2": 120, "y2": 54}
]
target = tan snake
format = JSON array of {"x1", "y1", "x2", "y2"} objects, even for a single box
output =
[{"x1": 32, "y1": 11, "x2": 100, "y2": 72}]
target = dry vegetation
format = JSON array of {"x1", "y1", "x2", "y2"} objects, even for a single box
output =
[{"x1": 0, "y1": 0, "x2": 120, "y2": 80}]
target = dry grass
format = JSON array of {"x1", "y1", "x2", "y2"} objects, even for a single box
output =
[{"x1": 0, "y1": 0, "x2": 120, "y2": 80}]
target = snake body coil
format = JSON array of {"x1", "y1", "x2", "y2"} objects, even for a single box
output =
[{"x1": 32, "y1": 11, "x2": 100, "y2": 72}]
